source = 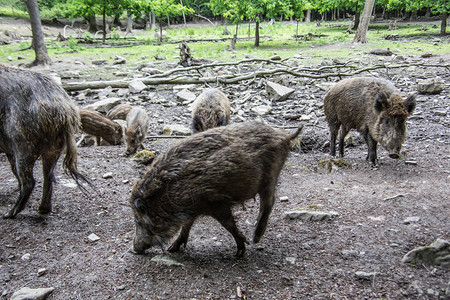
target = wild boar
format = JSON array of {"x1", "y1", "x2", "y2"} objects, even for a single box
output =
[
  {"x1": 125, "y1": 107, "x2": 149, "y2": 155},
  {"x1": 79, "y1": 108, "x2": 124, "y2": 146},
  {"x1": 323, "y1": 77, "x2": 416, "y2": 164},
  {"x1": 130, "y1": 121, "x2": 303, "y2": 257},
  {"x1": 106, "y1": 103, "x2": 133, "y2": 120},
  {"x1": 0, "y1": 64, "x2": 90, "y2": 218},
  {"x1": 191, "y1": 88, "x2": 230, "y2": 133}
]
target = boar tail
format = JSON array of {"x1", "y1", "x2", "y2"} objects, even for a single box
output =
[
  {"x1": 288, "y1": 124, "x2": 304, "y2": 140},
  {"x1": 63, "y1": 131, "x2": 93, "y2": 194}
]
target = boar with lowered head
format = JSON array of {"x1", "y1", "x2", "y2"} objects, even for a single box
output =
[
  {"x1": 0, "y1": 64, "x2": 90, "y2": 218},
  {"x1": 106, "y1": 103, "x2": 133, "y2": 120},
  {"x1": 192, "y1": 88, "x2": 230, "y2": 133},
  {"x1": 130, "y1": 121, "x2": 303, "y2": 257},
  {"x1": 125, "y1": 107, "x2": 149, "y2": 155},
  {"x1": 324, "y1": 77, "x2": 416, "y2": 165},
  {"x1": 79, "y1": 108, "x2": 124, "y2": 146}
]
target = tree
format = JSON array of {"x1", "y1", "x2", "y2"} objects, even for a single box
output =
[
  {"x1": 26, "y1": 0, "x2": 51, "y2": 66},
  {"x1": 352, "y1": 0, "x2": 375, "y2": 43},
  {"x1": 149, "y1": 0, "x2": 193, "y2": 42}
]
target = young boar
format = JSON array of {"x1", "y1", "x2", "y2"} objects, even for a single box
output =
[
  {"x1": 106, "y1": 103, "x2": 133, "y2": 120},
  {"x1": 0, "y1": 64, "x2": 89, "y2": 218},
  {"x1": 79, "y1": 108, "x2": 124, "y2": 146},
  {"x1": 125, "y1": 107, "x2": 149, "y2": 155},
  {"x1": 191, "y1": 88, "x2": 230, "y2": 133},
  {"x1": 323, "y1": 77, "x2": 416, "y2": 164},
  {"x1": 130, "y1": 121, "x2": 303, "y2": 257}
]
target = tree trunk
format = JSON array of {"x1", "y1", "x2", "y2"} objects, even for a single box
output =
[
  {"x1": 126, "y1": 11, "x2": 133, "y2": 34},
  {"x1": 441, "y1": 11, "x2": 447, "y2": 35},
  {"x1": 159, "y1": 20, "x2": 163, "y2": 43},
  {"x1": 425, "y1": 7, "x2": 431, "y2": 18},
  {"x1": 89, "y1": 13, "x2": 98, "y2": 32},
  {"x1": 353, "y1": 0, "x2": 376, "y2": 43},
  {"x1": 254, "y1": 20, "x2": 260, "y2": 47},
  {"x1": 102, "y1": 8, "x2": 106, "y2": 43},
  {"x1": 180, "y1": 0, "x2": 186, "y2": 26},
  {"x1": 296, "y1": 19, "x2": 299, "y2": 40},
  {"x1": 305, "y1": 9, "x2": 311, "y2": 22},
  {"x1": 25, "y1": 0, "x2": 51, "y2": 66}
]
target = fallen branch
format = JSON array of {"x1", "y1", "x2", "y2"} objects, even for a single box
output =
[{"x1": 62, "y1": 62, "x2": 450, "y2": 92}]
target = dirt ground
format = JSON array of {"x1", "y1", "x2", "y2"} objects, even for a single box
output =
[{"x1": 0, "y1": 18, "x2": 449, "y2": 300}]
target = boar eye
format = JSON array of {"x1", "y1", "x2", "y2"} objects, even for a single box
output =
[
  {"x1": 384, "y1": 119, "x2": 389, "y2": 125},
  {"x1": 131, "y1": 138, "x2": 136, "y2": 144}
]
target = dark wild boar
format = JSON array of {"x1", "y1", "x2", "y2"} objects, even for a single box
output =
[
  {"x1": 130, "y1": 121, "x2": 303, "y2": 257},
  {"x1": 192, "y1": 88, "x2": 230, "y2": 133},
  {"x1": 0, "y1": 64, "x2": 90, "y2": 218},
  {"x1": 79, "y1": 108, "x2": 124, "y2": 146},
  {"x1": 125, "y1": 107, "x2": 149, "y2": 155},
  {"x1": 323, "y1": 77, "x2": 416, "y2": 164},
  {"x1": 106, "y1": 103, "x2": 133, "y2": 120}
]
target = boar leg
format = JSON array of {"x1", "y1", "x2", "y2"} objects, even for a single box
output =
[
  {"x1": 4, "y1": 155, "x2": 36, "y2": 218},
  {"x1": 329, "y1": 122, "x2": 340, "y2": 157},
  {"x1": 253, "y1": 187, "x2": 275, "y2": 244},
  {"x1": 168, "y1": 219, "x2": 195, "y2": 252},
  {"x1": 39, "y1": 151, "x2": 60, "y2": 214},
  {"x1": 366, "y1": 134, "x2": 378, "y2": 165},
  {"x1": 338, "y1": 126, "x2": 350, "y2": 158},
  {"x1": 211, "y1": 206, "x2": 247, "y2": 257},
  {"x1": 6, "y1": 154, "x2": 20, "y2": 189}
]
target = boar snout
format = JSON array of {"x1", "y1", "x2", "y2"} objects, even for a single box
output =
[{"x1": 388, "y1": 152, "x2": 400, "y2": 159}]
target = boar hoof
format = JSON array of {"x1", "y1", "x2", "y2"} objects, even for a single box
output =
[
  {"x1": 167, "y1": 242, "x2": 184, "y2": 253},
  {"x1": 389, "y1": 153, "x2": 399, "y2": 159},
  {"x1": 38, "y1": 206, "x2": 51, "y2": 214},
  {"x1": 235, "y1": 247, "x2": 246, "y2": 258}
]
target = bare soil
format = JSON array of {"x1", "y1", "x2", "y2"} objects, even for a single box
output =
[{"x1": 0, "y1": 18, "x2": 449, "y2": 300}]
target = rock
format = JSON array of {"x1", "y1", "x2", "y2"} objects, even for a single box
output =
[
  {"x1": 141, "y1": 67, "x2": 163, "y2": 75},
  {"x1": 355, "y1": 271, "x2": 378, "y2": 280},
  {"x1": 87, "y1": 233, "x2": 100, "y2": 242},
  {"x1": 129, "y1": 80, "x2": 147, "y2": 93},
  {"x1": 177, "y1": 89, "x2": 196, "y2": 103},
  {"x1": 285, "y1": 210, "x2": 339, "y2": 221},
  {"x1": 37, "y1": 268, "x2": 47, "y2": 277},
  {"x1": 252, "y1": 105, "x2": 272, "y2": 115},
  {"x1": 402, "y1": 238, "x2": 450, "y2": 268},
  {"x1": 285, "y1": 257, "x2": 296, "y2": 264},
  {"x1": 163, "y1": 124, "x2": 191, "y2": 136},
  {"x1": 279, "y1": 196, "x2": 289, "y2": 202},
  {"x1": 48, "y1": 74, "x2": 62, "y2": 85},
  {"x1": 113, "y1": 55, "x2": 126, "y2": 65},
  {"x1": 315, "y1": 82, "x2": 335, "y2": 92},
  {"x1": 433, "y1": 110, "x2": 447, "y2": 117},
  {"x1": 265, "y1": 81, "x2": 295, "y2": 101},
  {"x1": 132, "y1": 150, "x2": 156, "y2": 165},
  {"x1": 403, "y1": 216, "x2": 420, "y2": 224},
  {"x1": 11, "y1": 287, "x2": 54, "y2": 300},
  {"x1": 102, "y1": 172, "x2": 113, "y2": 179},
  {"x1": 150, "y1": 254, "x2": 184, "y2": 267},
  {"x1": 317, "y1": 158, "x2": 351, "y2": 173},
  {"x1": 369, "y1": 48, "x2": 393, "y2": 56},
  {"x1": 92, "y1": 59, "x2": 108, "y2": 65},
  {"x1": 60, "y1": 70, "x2": 80, "y2": 79},
  {"x1": 21, "y1": 253, "x2": 31, "y2": 261},
  {"x1": 417, "y1": 77, "x2": 444, "y2": 94},
  {"x1": 84, "y1": 98, "x2": 122, "y2": 114},
  {"x1": 269, "y1": 55, "x2": 282, "y2": 61}
]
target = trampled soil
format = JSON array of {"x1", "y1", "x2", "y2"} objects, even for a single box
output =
[{"x1": 0, "y1": 18, "x2": 449, "y2": 300}]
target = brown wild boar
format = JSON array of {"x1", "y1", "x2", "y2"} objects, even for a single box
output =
[
  {"x1": 125, "y1": 107, "x2": 149, "y2": 155},
  {"x1": 191, "y1": 88, "x2": 230, "y2": 133},
  {"x1": 106, "y1": 103, "x2": 133, "y2": 120},
  {"x1": 0, "y1": 64, "x2": 90, "y2": 218},
  {"x1": 323, "y1": 77, "x2": 416, "y2": 164},
  {"x1": 130, "y1": 121, "x2": 303, "y2": 257},
  {"x1": 79, "y1": 108, "x2": 124, "y2": 146}
]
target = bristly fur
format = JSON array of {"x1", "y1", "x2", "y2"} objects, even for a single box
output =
[{"x1": 387, "y1": 95, "x2": 409, "y2": 118}]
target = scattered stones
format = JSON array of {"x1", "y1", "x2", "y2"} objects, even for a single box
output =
[
  {"x1": 265, "y1": 81, "x2": 295, "y2": 101},
  {"x1": 402, "y1": 238, "x2": 450, "y2": 268},
  {"x1": 162, "y1": 124, "x2": 191, "y2": 136},
  {"x1": 355, "y1": 271, "x2": 378, "y2": 280},
  {"x1": 285, "y1": 210, "x2": 339, "y2": 221},
  {"x1": 403, "y1": 216, "x2": 420, "y2": 224},
  {"x1": 11, "y1": 287, "x2": 54, "y2": 300},
  {"x1": 87, "y1": 233, "x2": 100, "y2": 242},
  {"x1": 150, "y1": 254, "x2": 184, "y2": 267},
  {"x1": 102, "y1": 172, "x2": 113, "y2": 179},
  {"x1": 417, "y1": 77, "x2": 444, "y2": 94},
  {"x1": 84, "y1": 98, "x2": 122, "y2": 114},
  {"x1": 113, "y1": 55, "x2": 127, "y2": 65},
  {"x1": 252, "y1": 105, "x2": 272, "y2": 115},
  {"x1": 177, "y1": 89, "x2": 196, "y2": 103},
  {"x1": 129, "y1": 80, "x2": 147, "y2": 93}
]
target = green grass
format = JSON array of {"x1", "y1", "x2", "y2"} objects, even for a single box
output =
[{"x1": 0, "y1": 19, "x2": 448, "y2": 68}]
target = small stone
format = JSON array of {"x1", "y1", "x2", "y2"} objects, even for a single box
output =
[
  {"x1": 252, "y1": 105, "x2": 272, "y2": 115},
  {"x1": 102, "y1": 172, "x2": 113, "y2": 179},
  {"x1": 11, "y1": 287, "x2": 54, "y2": 300},
  {"x1": 162, "y1": 124, "x2": 191, "y2": 136},
  {"x1": 116, "y1": 285, "x2": 126, "y2": 291},
  {"x1": 279, "y1": 196, "x2": 289, "y2": 202},
  {"x1": 405, "y1": 160, "x2": 418, "y2": 166},
  {"x1": 92, "y1": 59, "x2": 108, "y2": 65},
  {"x1": 402, "y1": 238, "x2": 450, "y2": 267},
  {"x1": 417, "y1": 77, "x2": 444, "y2": 94},
  {"x1": 87, "y1": 233, "x2": 100, "y2": 242},
  {"x1": 129, "y1": 80, "x2": 147, "y2": 93},
  {"x1": 21, "y1": 253, "x2": 31, "y2": 261},
  {"x1": 355, "y1": 271, "x2": 378, "y2": 280},
  {"x1": 285, "y1": 257, "x2": 296, "y2": 264},
  {"x1": 84, "y1": 98, "x2": 122, "y2": 114},
  {"x1": 177, "y1": 89, "x2": 196, "y2": 103},
  {"x1": 285, "y1": 210, "x2": 339, "y2": 221},
  {"x1": 266, "y1": 81, "x2": 295, "y2": 101},
  {"x1": 151, "y1": 254, "x2": 184, "y2": 266},
  {"x1": 132, "y1": 150, "x2": 156, "y2": 165},
  {"x1": 37, "y1": 268, "x2": 47, "y2": 277},
  {"x1": 404, "y1": 216, "x2": 420, "y2": 224}
]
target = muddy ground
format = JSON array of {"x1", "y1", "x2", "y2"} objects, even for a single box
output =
[{"x1": 0, "y1": 18, "x2": 449, "y2": 300}]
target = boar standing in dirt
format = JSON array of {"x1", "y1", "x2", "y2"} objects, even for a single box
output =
[
  {"x1": 130, "y1": 121, "x2": 303, "y2": 257},
  {"x1": 79, "y1": 108, "x2": 124, "y2": 146},
  {"x1": 191, "y1": 88, "x2": 230, "y2": 133},
  {"x1": 323, "y1": 77, "x2": 416, "y2": 165},
  {"x1": 0, "y1": 64, "x2": 90, "y2": 218},
  {"x1": 106, "y1": 103, "x2": 133, "y2": 120},
  {"x1": 125, "y1": 107, "x2": 149, "y2": 155}
]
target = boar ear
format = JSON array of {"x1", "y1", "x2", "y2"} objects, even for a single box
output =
[
  {"x1": 133, "y1": 198, "x2": 152, "y2": 225},
  {"x1": 374, "y1": 93, "x2": 389, "y2": 113},
  {"x1": 405, "y1": 93, "x2": 416, "y2": 115},
  {"x1": 192, "y1": 115, "x2": 203, "y2": 132}
]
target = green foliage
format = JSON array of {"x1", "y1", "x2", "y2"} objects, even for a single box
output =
[
  {"x1": 67, "y1": 37, "x2": 78, "y2": 50},
  {"x1": 187, "y1": 28, "x2": 195, "y2": 35},
  {"x1": 111, "y1": 27, "x2": 121, "y2": 40}
]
